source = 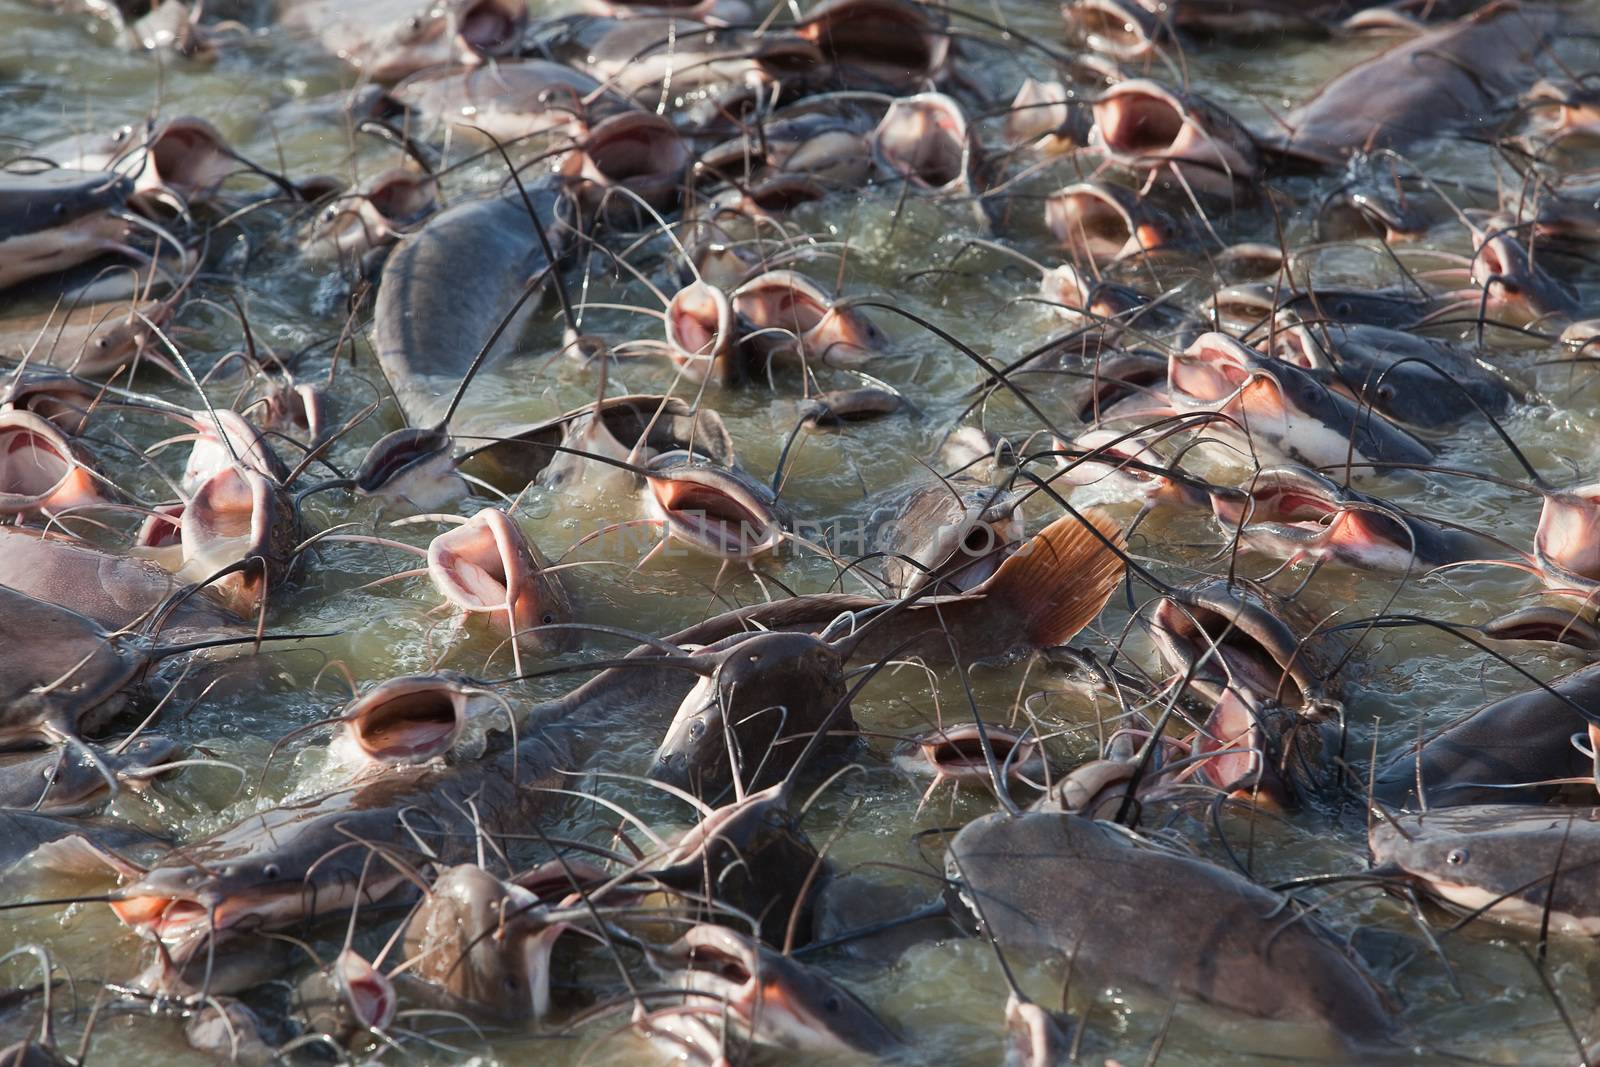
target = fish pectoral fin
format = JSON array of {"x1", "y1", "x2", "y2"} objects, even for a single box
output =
[
  {"x1": 26, "y1": 834, "x2": 147, "y2": 880},
  {"x1": 981, "y1": 508, "x2": 1126, "y2": 649}
]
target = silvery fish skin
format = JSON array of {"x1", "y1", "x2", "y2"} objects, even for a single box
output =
[
  {"x1": 1374, "y1": 662, "x2": 1600, "y2": 809},
  {"x1": 1276, "y1": 1, "x2": 1556, "y2": 164},
  {"x1": 0, "y1": 169, "x2": 133, "y2": 291},
  {"x1": 946, "y1": 812, "x2": 1396, "y2": 1052},
  {"x1": 373, "y1": 180, "x2": 570, "y2": 430},
  {"x1": 1371, "y1": 806, "x2": 1600, "y2": 934}
]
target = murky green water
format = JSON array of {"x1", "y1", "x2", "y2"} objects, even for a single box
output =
[{"x1": 4, "y1": 0, "x2": 1600, "y2": 1063}]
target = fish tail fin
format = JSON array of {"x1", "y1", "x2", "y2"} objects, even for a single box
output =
[{"x1": 983, "y1": 508, "x2": 1126, "y2": 649}]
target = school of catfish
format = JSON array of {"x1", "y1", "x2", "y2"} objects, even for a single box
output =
[{"x1": 5, "y1": 0, "x2": 1600, "y2": 1063}]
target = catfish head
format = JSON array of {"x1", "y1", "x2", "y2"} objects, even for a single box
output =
[{"x1": 652, "y1": 630, "x2": 853, "y2": 798}]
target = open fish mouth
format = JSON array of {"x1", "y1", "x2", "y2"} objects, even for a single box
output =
[
  {"x1": 138, "y1": 118, "x2": 234, "y2": 203},
  {"x1": 0, "y1": 411, "x2": 101, "y2": 516},
  {"x1": 1188, "y1": 689, "x2": 1265, "y2": 793},
  {"x1": 456, "y1": 0, "x2": 522, "y2": 54},
  {"x1": 732, "y1": 270, "x2": 886, "y2": 368},
  {"x1": 799, "y1": 0, "x2": 948, "y2": 87},
  {"x1": 1065, "y1": 0, "x2": 1163, "y2": 58},
  {"x1": 872, "y1": 93, "x2": 970, "y2": 193},
  {"x1": 1094, "y1": 85, "x2": 1186, "y2": 156},
  {"x1": 903, "y1": 723, "x2": 1042, "y2": 782},
  {"x1": 645, "y1": 458, "x2": 783, "y2": 560},
  {"x1": 666, "y1": 281, "x2": 735, "y2": 380},
  {"x1": 1536, "y1": 484, "x2": 1600, "y2": 583},
  {"x1": 1168, "y1": 337, "x2": 1255, "y2": 402},
  {"x1": 427, "y1": 509, "x2": 569, "y2": 646},
  {"x1": 1045, "y1": 184, "x2": 1162, "y2": 262},
  {"x1": 111, "y1": 894, "x2": 230, "y2": 947},
  {"x1": 667, "y1": 925, "x2": 901, "y2": 1055},
  {"x1": 1150, "y1": 596, "x2": 1307, "y2": 708},
  {"x1": 348, "y1": 687, "x2": 463, "y2": 763},
  {"x1": 574, "y1": 112, "x2": 690, "y2": 211}
]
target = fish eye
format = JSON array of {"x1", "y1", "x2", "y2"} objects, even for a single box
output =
[
  {"x1": 262, "y1": 863, "x2": 281, "y2": 880},
  {"x1": 1375, "y1": 384, "x2": 1395, "y2": 402},
  {"x1": 823, "y1": 993, "x2": 842, "y2": 1013},
  {"x1": 1446, "y1": 848, "x2": 1468, "y2": 866},
  {"x1": 542, "y1": 613, "x2": 554, "y2": 625}
]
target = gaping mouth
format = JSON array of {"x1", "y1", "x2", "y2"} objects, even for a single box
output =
[
  {"x1": 875, "y1": 99, "x2": 966, "y2": 190},
  {"x1": 802, "y1": 1, "x2": 942, "y2": 82},
  {"x1": 457, "y1": 0, "x2": 519, "y2": 53},
  {"x1": 1094, "y1": 89, "x2": 1184, "y2": 156},
  {"x1": 338, "y1": 951, "x2": 398, "y2": 1030},
  {"x1": 182, "y1": 465, "x2": 272, "y2": 579},
  {"x1": 1046, "y1": 189, "x2": 1135, "y2": 260},
  {"x1": 1222, "y1": 485, "x2": 1340, "y2": 529},
  {"x1": 136, "y1": 502, "x2": 186, "y2": 549},
  {"x1": 736, "y1": 278, "x2": 828, "y2": 339},
  {"x1": 920, "y1": 726, "x2": 1037, "y2": 781},
  {"x1": 148, "y1": 122, "x2": 232, "y2": 198},
  {"x1": 366, "y1": 172, "x2": 437, "y2": 227},
  {"x1": 1190, "y1": 690, "x2": 1263, "y2": 792},
  {"x1": 1537, "y1": 488, "x2": 1600, "y2": 580},
  {"x1": 651, "y1": 476, "x2": 778, "y2": 557},
  {"x1": 0, "y1": 426, "x2": 75, "y2": 501},
  {"x1": 585, "y1": 115, "x2": 688, "y2": 193},
  {"x1": 1481, "y1": 608, "x2": 1600, "y2": 650},
  {"x1": 1069, "y1": 0, "x2": 1156, "y2": 55},
  {"x1": 1153, "y1": 599, "x2": 1305, "y2": 706},
  {"x1": 348, "y1": 689, "x2": 462, "y2": 761},
  {"x1": 356, "y1": 429, "x2": 451, "y2": 494},
  {"x1": 111, "y1": 895, "x2": 220, "y2": 944},
  {"x1": 1168, "y1": 343, "x2": 1253, "y2": 403},
  {"x1": 669, "y1": 283, "x2": 730, "y2": 359},
  {"x1": 591, "y1": 132, "x2": 662, "y2": 183},
  {"x1": 430, "y1": 512, "x2": 522, "y2": 616}
]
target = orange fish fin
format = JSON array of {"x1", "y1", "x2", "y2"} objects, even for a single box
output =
[{"x1": 982, "y1": 508, "x2": 1126, "y2": 649}]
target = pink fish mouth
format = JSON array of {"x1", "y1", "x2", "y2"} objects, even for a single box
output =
[
  {"x1": 1168, "y1": 340, "x2": 1253, "y2": 402},
  {"x1": 1094, "y1": 88, "x2": 1185, "y2": 156},
  {"x1": 575, "y1": 113, "x2": 690, "y2": 210},
  {"x1": 1150, "y1": 597, "x2": 1307, "y2": 708},
  {"x1": 669, "y1": 283, "x2": 730, "y2": 357},
  {"x1": 648, "y1": 474, "x2": 781, "y2": 559},
  {"x1": 111, "y1": 895, "x2": 224, "y2": 946},
  {"x1": 427, "y1": 509, "x2": 567, "y2": 646},
  {"x1": 349, "y1": 688, "x2": 462, "y2": 762},
  {"x1": 1066, "y1": 0, "x2": 1161, "y2": 58},
  {"x1": 1044, "y1": 185, "x2": 1166, "y2": 262},
  {"x1": 1187, "y1": 689, "x2": 1264, "y2": 794},
  {"x1": 910, "y1": 724, "x2": 1042, "y2": 783},
  {"x1": 873, "y1": 94, "x2": 969, "y2": 192},
  {"x1": 143, "y1": 119, "x2": 234, "y2": 202},
  {"x1": 1536, "y1": 485, "x2": 1600, "y2": 582},
  {"x1": 0, "y1": 412, "x2": 102, "y2": 516}
]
